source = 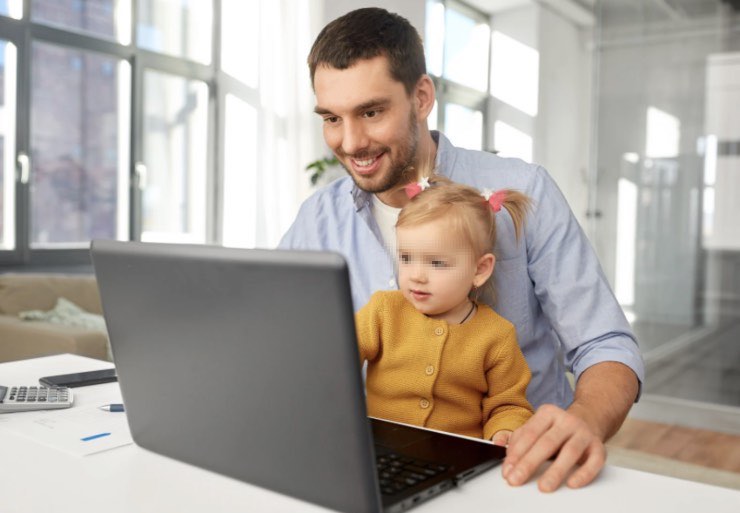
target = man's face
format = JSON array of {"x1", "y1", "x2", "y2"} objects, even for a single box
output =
[{"x1": 313, "y1": 56, "x2": 419, "y2": 194}]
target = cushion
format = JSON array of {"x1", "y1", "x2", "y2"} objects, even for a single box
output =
[
  {"x1": 19, "y1": 297, "x2": 107, "y2": 332},
  {"x1": 0, "y1": 273, "x2": 102, "y2": 315}
]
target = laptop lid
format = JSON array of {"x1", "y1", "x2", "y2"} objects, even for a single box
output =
[{"x1": 91, "y1": 240, "x2": 381, "y2": 513}]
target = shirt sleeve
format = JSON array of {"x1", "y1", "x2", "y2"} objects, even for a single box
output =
[
  {"x1": 278, "y1": 196, "x2": 322, "y2": 250},
  {"x1": 526, "y1": 166, "x2": 645, "y2": 394},
  {"x1": 482, "y1": 324, "x2": 535, "y2": 439}
]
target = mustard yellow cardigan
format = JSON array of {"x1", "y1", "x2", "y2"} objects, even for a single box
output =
[{"x1": 356, "y1": 290, "x2": 533, "y2": 440}]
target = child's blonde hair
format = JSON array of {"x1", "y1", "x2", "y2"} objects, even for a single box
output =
[{"x1": 396, "y1": 175, "x2": 531, "y2": 300}]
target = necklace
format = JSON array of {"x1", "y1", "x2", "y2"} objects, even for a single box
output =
[{"x1": 459, "y1": 302, "x2": 476, "y2": 324}]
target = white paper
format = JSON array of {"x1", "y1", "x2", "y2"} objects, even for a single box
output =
[{"x1": 0, "y1": 404, "x2": 133, "y2": 456}]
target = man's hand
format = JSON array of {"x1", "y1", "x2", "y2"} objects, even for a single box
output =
[
  {"x1": 502, "y1": 404, "x2": 605, "y2": 492},
  {"x1": 501, "y1": 362, "x2": 639, "y2": 492}
]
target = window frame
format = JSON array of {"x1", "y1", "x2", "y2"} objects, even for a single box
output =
[
  {"x1": 0, "y1": 0, "x2": 226, "y2": 267},
  {"x1": 427, "y1": 0, "x2": 492, "y2": 152}
]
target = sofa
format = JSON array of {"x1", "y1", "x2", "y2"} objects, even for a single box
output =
[{"x1": 0, "y1": 273, "x2": 110, "y2": 363}]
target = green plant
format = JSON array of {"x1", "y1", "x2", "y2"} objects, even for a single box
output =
[{"x1": 305, "y1": 155, "x2": 339, "y2": 185}]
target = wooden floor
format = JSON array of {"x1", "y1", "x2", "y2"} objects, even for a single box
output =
[{"x1": 607, "y1": 418, "x2": 740, "y2": 474}]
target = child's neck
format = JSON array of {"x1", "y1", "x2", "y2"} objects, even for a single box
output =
[{"x1": 428, "y1": 300, "x2": 476, "y2": 325}]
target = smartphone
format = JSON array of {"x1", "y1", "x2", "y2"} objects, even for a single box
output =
[{"x1": 39, "y1": 368, "x2": 117, "y2": 388}]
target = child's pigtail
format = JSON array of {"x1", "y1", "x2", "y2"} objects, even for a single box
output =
[
  {"x1": 482, "y1": 189, "x2": 532, "y2": 241},
  {"x1": 501, "y1": 190, "x2": 531, "y2": 242}
]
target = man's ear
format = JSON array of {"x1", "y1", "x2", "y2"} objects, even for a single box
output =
[
  {"x1": 414, "y1": 75, "x2": 436, "y2": 120},
  {"x1": 474, "y1": 253, "x2": 495, "y2": 288}
]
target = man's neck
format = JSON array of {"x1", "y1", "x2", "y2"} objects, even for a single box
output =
[{"x1": 375, "y1": 130, "x2": 438, "y2": 209}]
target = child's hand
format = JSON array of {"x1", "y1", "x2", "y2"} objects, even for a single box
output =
[{"x1": 491, "y1": 430, "x2": 512, "y2": 447}]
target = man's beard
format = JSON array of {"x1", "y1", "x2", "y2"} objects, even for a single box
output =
[{"x1": 338, "y1": 111, "x2": 419, "y2": 194}]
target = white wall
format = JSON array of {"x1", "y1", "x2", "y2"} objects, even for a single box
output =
[
  {"x1": 536, "y1": 6, "x2": 592, "y2": 230},
  {"x1": 321, "y1": 0, "x2": 426, "y2": 35},
  {"x1": 487, "y1": 5, "x2": 538, "y2": 161},
  {"x1": 489, "y1": 4, "x2": 592, "y2": 230}
]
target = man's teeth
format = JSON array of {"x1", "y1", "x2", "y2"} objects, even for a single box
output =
[{"x1": 354, "y1": 157, "x2": 376, "y2": 166}]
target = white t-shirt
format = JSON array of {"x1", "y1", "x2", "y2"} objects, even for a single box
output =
[{"x1": 370, "y1": 194, "x2": 401, "y2": 259}]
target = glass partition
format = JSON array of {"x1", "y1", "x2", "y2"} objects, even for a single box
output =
[{"x1": 593, "y1": 0, "x2": 740, "y2": 413}]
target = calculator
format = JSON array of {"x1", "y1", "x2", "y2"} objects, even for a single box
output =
[{"x1": 0, "y1": 385, "x2": 73, "y2": 413}]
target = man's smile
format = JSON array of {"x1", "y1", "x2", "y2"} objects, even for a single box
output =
[{"x1": 348, "y1": 152, "x2": 385, "y2": 175}]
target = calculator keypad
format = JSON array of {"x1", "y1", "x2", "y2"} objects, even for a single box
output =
[{"x1": 0, "y1": 385, "x2": 73, "y2": 412}]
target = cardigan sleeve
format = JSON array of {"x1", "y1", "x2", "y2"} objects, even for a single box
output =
[
  {"x1": 481, "y1": 324, "x2": 535, "y2": 440},
  {"x1": 355, "y1": 292, "x2": 383, "y2": 364}
]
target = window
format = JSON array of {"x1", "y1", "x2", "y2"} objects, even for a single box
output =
[
  {"x1": 32, "y1": 0, "x2": 131, "y2": 43},
  {"x1": 493, "y1": 120, "x2": 532, "y2": 162},
  {"x1": 425, "y1": 0, "x2": 490, "y2": 151},
  {"x1": 443, "y1": 7, "x2": 489, "y2": 92},
  {"x1": 140, "y1": 70, "x2": 207, "y2": 243},
  {"x1": 490, "y1": 30, "x2": 539, "y2": 116},
  {"x1": 221, "y1": 0, "x2": 258, "y2": 88},
  {"x1": 136, "y1": 0, "x2": 211, "y2": 63},
  {"x1": 0, "y1": 39, "x2": 17, "y2": 250},
  {"x1": 425, "y1": 1, "x2": 542, "y2": 161},
  {"x1": 222, "y1": 94, "x2": 257, "y2": 248},
  {"x1": 30, "y1": 42, "x2": 130, "y2": 247},
  {"x1": 0, "y1": 1, "x2": 316, "y2": 266},
  {"x1": 445, "y1": 103, "x2": 483, "y2": 151},
  {"x1": 0, "y1": 1, "x2": 22, "y2": 19}
]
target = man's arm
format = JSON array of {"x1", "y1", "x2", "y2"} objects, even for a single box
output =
[{"x1": 502, "y1": 361, "x2": 639, "y2": 492}]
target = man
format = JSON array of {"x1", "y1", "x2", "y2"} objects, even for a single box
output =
[{"x1": 279, "y1": 7, "x2": 644, "y2": 492}]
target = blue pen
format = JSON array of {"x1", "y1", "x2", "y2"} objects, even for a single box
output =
[
  {"x1": 99, "y1": 403, "x2": 125, "y2": 412},
  {"x1": 81, "y1": 432, "x2": 111, "y2": 442}
]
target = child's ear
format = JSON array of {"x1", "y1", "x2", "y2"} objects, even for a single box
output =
[{"x1": 474, "y1": 253, "x2": 495, "y2": 288}]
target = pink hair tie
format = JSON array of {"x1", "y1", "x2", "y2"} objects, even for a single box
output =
[
  {"x1": 404, "y1": 177, "x2": 431, "y2": 199},
  {"x1": 481, "y1": 189, "x2": 506, "y2": 213}
]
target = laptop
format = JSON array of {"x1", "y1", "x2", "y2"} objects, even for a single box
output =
[{"x1": 91, "y1": 240, "x2": 505, "y2": 513}]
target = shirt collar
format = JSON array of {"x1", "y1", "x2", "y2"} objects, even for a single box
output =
[
  {"x1": 350, "y1": 130, "x2": 455, "y2": 211},
  {"x1": 433, "y1": 130, "x2": 456, "y2": 178}
]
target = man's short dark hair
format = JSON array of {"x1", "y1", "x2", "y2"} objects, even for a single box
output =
[{"x1": 308, "y1": 7, "x2": 427, "y2": 95}]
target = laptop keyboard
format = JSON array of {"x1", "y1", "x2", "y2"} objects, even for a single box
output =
[{"x1": 376, "y1": 452, "x2": 449, "y2": 496}]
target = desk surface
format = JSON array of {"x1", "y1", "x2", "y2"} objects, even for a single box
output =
[{"x1": 1, "y1": 354, "x2": 739, "y2": 513}]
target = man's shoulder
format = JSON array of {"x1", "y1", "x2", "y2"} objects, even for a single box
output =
[
  {"x1": 300, "y1": 176, "x2": 355, "y2": 209},
  {"x1": 279, "y1": 176, "x2": 357, "y2": 249},
  {"x1": 440, "y1": 144, "x2": 543, "y2": 192}
]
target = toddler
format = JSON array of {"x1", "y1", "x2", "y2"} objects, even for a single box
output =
[{"x1": 355, "y1": 175, "x2": 534, "y2": 445}]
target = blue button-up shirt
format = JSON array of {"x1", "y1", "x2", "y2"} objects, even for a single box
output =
[{"x1": 279, "y1": 131, "x2": 644, "y2": 409}]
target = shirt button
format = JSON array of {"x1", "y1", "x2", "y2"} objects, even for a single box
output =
[
  {"x1": 388, "y1": 279, "x2": 396, "y2": 287},
  {"x1": 425, "y1": 365, "x2": 435, "y2": 376},
  {"x1": 419, "y1": 398, "x2": 430, "y2": 409},
  {"x1": 434, "y1": 327, "x2": 444, "y2": 336}
]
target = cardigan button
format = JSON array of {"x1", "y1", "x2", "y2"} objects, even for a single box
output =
[
  {"x1": 434, "y1": 327, "x2": 444, "y2": 336},
  {"x1": 425, "y1": 365, "x2": 435, "y2": 376},
  {"x1": 419, "y1": 398, "x2": 430, "y2": 409}
]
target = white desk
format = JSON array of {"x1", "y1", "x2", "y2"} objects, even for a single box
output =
[{"x1": 1, "y1": 354, "x2": 739, "y2": 513}]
